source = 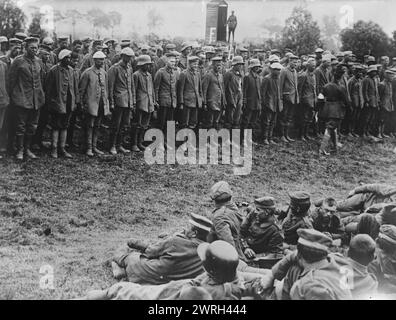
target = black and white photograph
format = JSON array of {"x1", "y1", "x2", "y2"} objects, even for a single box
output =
[{"x1": 0, "y1": 0, "x2": 396, "y2": 304}]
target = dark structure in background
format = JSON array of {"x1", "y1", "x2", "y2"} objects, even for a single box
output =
[{"x1": 205, "y1": 0, "x2": 228, "y2": 44}]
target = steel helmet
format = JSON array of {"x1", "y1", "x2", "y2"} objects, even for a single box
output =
[
  {"x1": 197, "y1": 240, "x2": 239, "y2": 283},
  {"x1": 231, "y1": 55, "x2": 244, "y2": 66}
]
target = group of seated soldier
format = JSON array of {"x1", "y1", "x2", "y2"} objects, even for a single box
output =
[{"x1": 79, "y1": 181, "x2": 396, "y2": 300}]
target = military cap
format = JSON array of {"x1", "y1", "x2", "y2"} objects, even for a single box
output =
[
  {"x1": 254, "y1": 196, "x2": 275, "y2": 209},
  {"x1": 72, "y1": 39, "x2": 82, "y2": 46},
  {"x1": 9, "y1": 38, "x2": 22, "y2": 45},
  {"x1": 253, "y1": 48, "x2": 264, "y2": 53},
  {"x1": 181, "y1": 42, "x2": 192, "y2": 52},
  {"x1": 29, "y1": 33, "x2": 40, "y2": 40},
  {"x1": 211, "y1": 56, "x2": 222, "y2": 62},
  {"x1": 322, "y1": 197, "x2": 337, "y2": 212},
  {"x1": 39, "y1": 44, "x2": 51, "y2": 53},
  {"x1": 284, "y1": 48, "x2": 293, "y2": 53},
  {"x1": 308, "y1": 54, "x2": 316, "y2": 59},
  {"x1": 331, "y1": 60, "x2": 339, "y2": 66},
  {"x1": 378, "y1": 224, "x2": 396, "y2": 245},
  {"x1": 165, "y1": 51, "x2": 178, "y2": 58},
  {"x1": 248, "y1": 59, "x2": 261, "y2": 69},
  {"x1": 42, "y1": 37, "x2": 54, "y2": 45},
  {"x1": 165, "y1": 43, "x2": 176, "y2": 50},
  {"x1": 0, "y1": 36, "x2": 8, "y2": 43},
  {"x1": 268, "y1": 54, "x2": 280, "y2": 63},
  {"x1": 271, "y1": 49, "x2": 281, "y2": 55},
  {"x1": 189, "y1": 213, "x2": 213, "y2": 233},
  {"x1": 210, "y1": 181, "x2": 232, "y2": 201},
  {"x1": 270, "y1": 62, "x2": 283, "y2": 70},
  {"x1": 121, "y1": 47, "x2": 135, "y2": 57},
  {"x1": 297, "y1": 229, "x2": 332, "y2": 252},
  {"x1": 231, "y1": 55, "x2": 244, "y2": 66},
  {"x1": 354, "y1": 64, "x2": 365, "y2": 71},
  {"x1": 315, "y1": 48, "x2": 324, "y2": 54},
  {"x1": 367, "y1": 56, "x2": 376, "y2": 63},
  {"x1": 58, "y1": 35, "x2": 69, "y2": 41},
  {"x1": 92, "y1": 39, "x2": 103, "y2": 46},
  {"x1": 367, "y1": 65, "x2": 378, "y2": 74},
  {"x1": 288, "y1": 53, "x2": 299, "y2": 60},
  {"x1": 58, "y1": 49, "x2": 72, "y2": 61},
  {"x1": 120, "y1": 40, "x2": 131, "y2": 48},
  {"x1": 187, "y1": 55, "x2": 199, "y2": 62},
  {"x1": 92, "y1": 51, "x2": 106, "y2": 59},
  {"x1": 136, "y1": 54, "x2": 152, "y2": 66},
  {"x1": 203, "y1": 46, "x2": 215, "y2": 54},
  {"x1": 306, "y1": 57, "x2": 316, "y2": 64},
  {"x1": 82, "y1": 37, "x2": 92, "y2": 43},
  {"x1": 238, "y1": 47, "x2": 248, "y2": 53},
  {"x1": 24, "y1": 37, "x2": 39, "y2": 44},
  {"x1": 289, "y1": 191, "x2": 311, "y2": 206},
  {"x1": 140, "y1": 44, "x2": 150, "y2": 51},
  {"x1": 104, "y1": 38, "x2": 117, "y2": 45},
  {"x1": 15, "y1": 32, "x2": 27, "y2": 40}
]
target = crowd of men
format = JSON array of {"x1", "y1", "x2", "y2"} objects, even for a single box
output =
[
  {"x1": 80, "y1": 181, "x2": 396, "y2": 300},
  {"x1": 1, "y1": 32, "x2": 396, "y2": 160}
]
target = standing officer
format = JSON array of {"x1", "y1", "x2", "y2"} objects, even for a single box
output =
[
  {"x1": 131, "y1": 55, "x2": 156, "y2": 152},
  {"x1": 45, "y1": 49, "x2": 78, "y2": 159},
  {"x1": 224, "y1": 56, "x2": 244, "y2": 129},
  {"x1": 279, "y1": 54, "x2": 299, "y2": 143},
  {"x1": 154, "y1": 52, "x2": 177, "y2": 138},
  {"x1": 297, "y1": 58, "x2": 317, "y2": 141},
  {"x1": 8, "y1": 37, "x2": 45, "y2": 160},
  {"x1": 79, "y1": 51, "x2": 110, "y2": 157},
  {"x1": 227, "y1": 11, "x2": 238, "y2": 43},
  {"x1": 108, "y1": 47, "x2": 136, "y2": 155},
  {"x1": 261, "y1": 62, "x2": 282, "y2": 145},
  {"x1": 178, "y1": 56, "x2": 203, "y2": 130},
  {"x1": 202, "y1": 56, "x2": 225, "y2": 130}
]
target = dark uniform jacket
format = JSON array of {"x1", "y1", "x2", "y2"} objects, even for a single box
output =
[
  {"x1": 108, "y1": 60, "x2": 136, "y2": 109},
  {"x1": 154, "y1": 66, "x2": 177, "y2": 108},
  {"x1": 348, "y1": 76, "x2": 364, "y2": 109},
  {"x1": 243, "y1": 72, "x2": 261, "y2": 110},
  {"x1": 202, "y1": 69, "x2": 225, "y2": 111},
  {"x1": 128, "y1": 233, "x2": 205, "y2": 285},
  {"x1": 223, "y1": 69, "x2": 243, "y2": 109},
  {"x1": 208, "y1": 201, "x2": 246, "y2": 261},
  {"x1": 362, "y1": 76, "x2": 379, "y2": 108},
  {"x1": 319, "y1": 81, "x2": 349, "y2": 120},
  {"x1": 378, "y1": 80, "x2": 394, "y2": 112},
  {"x1": 0, "y1": 61, "x2": 9, "y2": 108},
  {"x1": 314, "y1": 65, "x2": 330, "y2": 95},
  {"x1": 8, "y1": 54, "x2": 45, "y2": 110},
  {"x1": 240, "y1": 211, "x2": 283, "y2": 254},
  {"x1": 133, "y1": 69, "x2": 155, "y2": 113},
  {"x1": 279, "y1": 66, "x2": 299, "y2": 105},
  {"x1": 281, "y1": 210, "x2": 313, "y2": 245},
  {"x1": 178, "y1": 68, "x2": 203, "y2": 109},
  {"x1": 45, "y1": 64, "x2": 78, "y2": 114},
  {"x1": 298, "y1": 71, "x2": 316, "y2": 109},
  {"x1": 261, "y1": 74, "x2": 282, "y2": 112}
]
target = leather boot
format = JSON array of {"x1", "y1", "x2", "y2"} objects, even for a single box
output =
[
  {"x1": 285, "y1": 127, "x2": 295, "y2": 142},
  {"x1": 86, "y1": 127, "x2": 94, "y2": 157},
  {"x1": 262, "y1": 126, "x2": 269, "y2": 145},
  {"x1": 117, "y1": 130, "x2": 130, "y2": 154},
  {"x1": 92, "y1": 129, "x2": 104, "y2": 155},
  {"x1": 319, "y1": 129, "x2": 331, "y2": 155},
  {"x1": 130, "y1": 127, "x2": 140, "y2": 152},
  {"x1": 281, "y1": 127, "x2": 289, "y2": 143},
  {"x1": 51, "y1": 130, "x2": 59, "y2": 158},
  {"x1": 25, "y1": 135, "x2": 38, "y2": 159},
  {"x1": 137, "y1": 128, "x2": 146, "y2": 151},
  {"x1": 59, "y1": 130, "x2": 72, "y2": 158},
  {"x1": 109, "y1": 131, "x2": 117, "y2": 155},
  {"x1": 15, "y1": 134, "x2": 24, "y2": 160}
]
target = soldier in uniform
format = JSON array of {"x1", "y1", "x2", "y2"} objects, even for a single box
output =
[
  {"x1": 111, "y1": 39, "x2": 132, "y2": 66},
  {"x1": 8, "y1": 37, "x2": 45, "y2": 160},
  {"x1": 279, "y1": 54, "x2": 299, "y2": 143},
  {"x1": 110, "y1": 213, "x2": 212, "y2": 284},
  {"x1": 104, "y1": 39, "x2": 117, "y2": 62},
  {"x1": 108, "y1": 47, "x2": 136, "y2": 155},
  {"x1": 131, "y1": 55, "x2": 156, "y2": 152},
  {"x1": 53, "y1": 36, "x2": 69, "y2": 64},
  {"x1": 80, "y1": 39, "x2": 103, "y2": 73},
  {"x1": 224, "y1": 56, "x2": 244, "y2": 129},
  {"x1": 262, "y1": 54, "x2": 280, "y2": 78},
  {"x1": 297, "y1": 58, "x2": 317, "y2": 141},
  {"x1": 154, "y1": 52, "x2": 177, "y2": 139},
  {"x1": 202, "y1": 56, "x2": 225, "y2": 130},
  {"x1": 45, "y1": 49, "x2": 78, "y2": 159},
  {"x1": 280, "y1": 192, "x2": 313, "y2": 245},
  {"x1": 178, "y1": 42, "x2": 192, "y2": 71},
  {"x1": 178, "y1": 56, "x2": 203, "y2": 130},
  {"x1": 361, "y1": 66, "x2": 380, "y2": 138},
  {"x1": 311, "y1": 197, "x2": 344, "y2": 240},
  {"x1": 0, "y1": 59, "x2": 9, "y2": 158},
  {"x1": 260, "y1": 62, "x2": 282, "y2": 145},
  {"x1": 0, "y1": 36, "x2": 7, "y2": 56},
  {"x1": 240, "y1": 197, "x2": 283, "y2": 258},
  {"x1": 227, "y1": 10, "x2": 237, "y2": 43},
  {"x1": 347, "y1": 64, "x2": 365, "y2": 137},
  {"x1": 378, "y1": 69, "x2": 396, "y2": 138},
  {"x1": 79, "y1": 51, "x2": 110, "y2": 157}
]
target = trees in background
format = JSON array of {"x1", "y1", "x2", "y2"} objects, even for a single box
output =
[{"x1": 0, "y1": 0, "x2": 26, "y2": 38}]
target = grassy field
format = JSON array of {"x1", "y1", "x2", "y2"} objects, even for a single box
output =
[{"x1": 0, "y1": 135, "x2": 395, "y2": 300}]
